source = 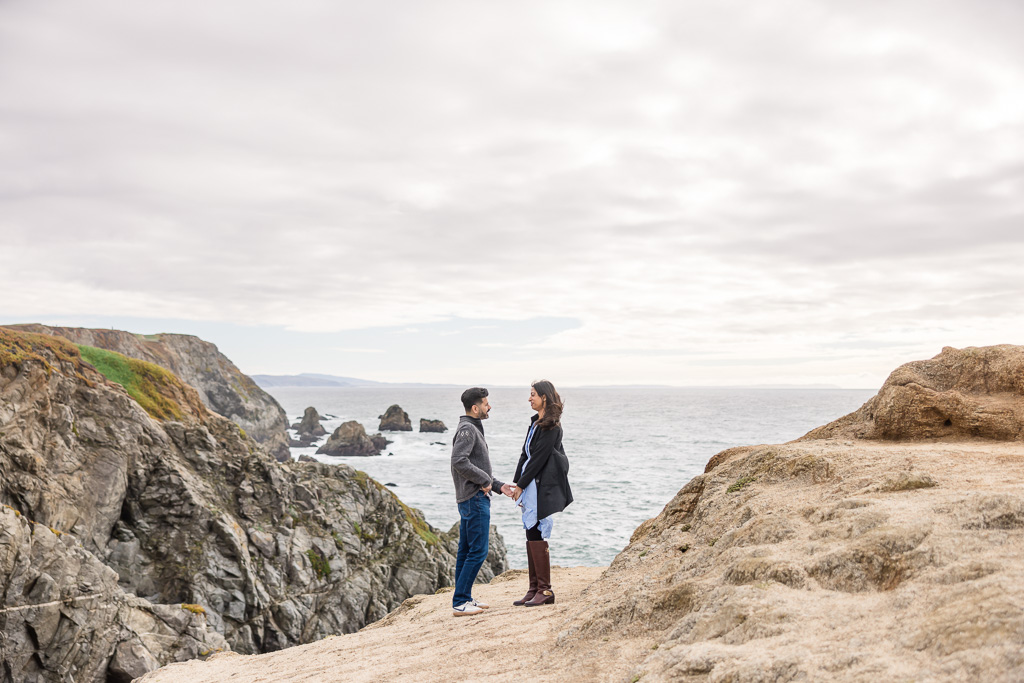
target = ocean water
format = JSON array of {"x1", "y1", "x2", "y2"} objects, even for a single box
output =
[{"x1": 266, "y1": 386, "x2": 875, "y2": 569}]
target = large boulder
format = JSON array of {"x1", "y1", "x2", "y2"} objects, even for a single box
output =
[
  {"x1": 0, "y1": 329, "x2": 506, "y2": 678},
  {"x1": 3, "y1": 324, "x2": 292, "y2": 460},
  {"x1": 378, "y1": 405, "x2": 412, "y2": 432},
  {"x1": 316, "y1": 421, "x2": 381, "y2": 457},
  {"x1": 419, "y1": 419, "x2": 447, "y2": 433},
  {"x1": 292, "y1": 406, "x2": 326, "y2": 438},
  {"x1": 802, "y1": 344, "x2": 1024, "y2": 441}
]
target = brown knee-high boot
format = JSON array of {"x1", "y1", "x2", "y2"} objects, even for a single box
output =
[
  {"x1": 512, "y1": 542, "x2": 538, "y2": 606},
  {"x1": 523, "y1": 540, "x2": 554, "y2": 606}
]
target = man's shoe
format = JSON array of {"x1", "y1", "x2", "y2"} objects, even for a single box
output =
[
  {"x1": 453, "y1": 602, "x2": 484, "y2": 617},
  {"x1": 472, "y1": 599, "x2": 490, "y2": 609}
]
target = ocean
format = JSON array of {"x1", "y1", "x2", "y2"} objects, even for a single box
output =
[{"x1": 265, "y1": 386, "x2": 875, "y2": 569}]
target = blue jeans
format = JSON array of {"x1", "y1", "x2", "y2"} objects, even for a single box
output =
[{"x1": 453, "y1": 491, "x2": 490, "y2": 607}]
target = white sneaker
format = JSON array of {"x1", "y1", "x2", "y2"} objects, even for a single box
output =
[
  {"x1": 452, "y1": 601, "x2": 484, "y2": 617},
  {"x1": 472, "y1": 599, "x2": 490, "y2": 610}
]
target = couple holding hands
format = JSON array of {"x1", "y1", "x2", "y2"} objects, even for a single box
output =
[{"x1": 449, "y1": 381, "x2": 573, "y2": 617}]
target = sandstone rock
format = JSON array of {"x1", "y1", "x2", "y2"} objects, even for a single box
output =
[
  {"x1": 419, "y1": 419, "x2": 447, "y2": 433},
  {"x1": 370, "y1": 434, "x2": 392, "y2": 452},
  {"x1": 316, "y1": 421, "x2": 380, "y2": 456},
  {"x1": 292, "y1": 406, "x2": 326, "y2": 438},
  {"x1": 802, "y1": 344, "x2": 1024, "y2": 441},
  {"x1": 378, "y1": 405, "x2": 412, "y2": 431},
  {"x1": 4, "y1": 324, "x2": 292, "y2": 459},
  {"x1": 0, "y1": 329, "x2": 507, "y2": 678},
  {"x1": 556, "y1": 436, "x2": 1024, "y2": 680}
]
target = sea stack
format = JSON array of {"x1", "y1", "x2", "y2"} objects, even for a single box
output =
[
  {"x1": 419, "y1": 418, "x2": 447, "y2": 433},
  {"x1": 378, "y1": 404, "x2": 412, "y2": 431},
  {"x1": 317, "y1": 421, "x2": 381, "y2": 456},
  {"x1": 292, "y1": 406, "x2": 327, "y2": 438}
]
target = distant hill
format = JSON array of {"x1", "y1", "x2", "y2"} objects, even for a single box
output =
[{"x1": 252, "y1": 373, "x2": 457, "y2": 388}]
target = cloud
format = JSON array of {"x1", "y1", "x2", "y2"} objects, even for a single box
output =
[{"x1": 1, "y1": 0, "x2": 1023, "y2": 385}]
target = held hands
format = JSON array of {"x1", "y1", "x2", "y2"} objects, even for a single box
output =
[{"x1": 490, "y1": 483, "x2": 522, "y2": 500}]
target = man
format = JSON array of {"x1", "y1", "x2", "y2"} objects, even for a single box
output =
[{"x1": 450, "y1": 387, "x2": 513, "y2": 617}]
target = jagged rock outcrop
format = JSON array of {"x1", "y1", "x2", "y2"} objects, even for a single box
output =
[
  {"x1": 0, "y1": 506, "x2": 228, "y2": 683},
  {"x1": 419, "y1": 419, "x2": 446, "y2": 433},
  {"x1": 0, "y1": 330, "x2": 506, "y2": 680},
  {"x1": 291, "y1": 406, "x2": 326, "y2": 438},
  {"x1": 378, "y1": 405, "x2": 412, "y2": 432},
  {"x1": 802, "y1": 344, "x2": 1024, "y2": 442},
  {"x1": 553, "y1": 347, "x2": 1024, "y2": 681},
  {"x1": 316, "y1": 422, "x2": 380, "y2": 457},
  {"x1": 3, "y1": 324, "x2": 291, "y2": 460},
  {"x1": 370, "y1": 434, "x2": 391, "y2": 452}
]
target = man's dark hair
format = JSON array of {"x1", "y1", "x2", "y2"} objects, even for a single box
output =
[{"x1": 461, "y1": 387, "x2": 489, "y2": 411}]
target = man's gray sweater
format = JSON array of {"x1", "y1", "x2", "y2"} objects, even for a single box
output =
[{"x1": 451, "y1": 415, "x2": 505, "y2": 503}]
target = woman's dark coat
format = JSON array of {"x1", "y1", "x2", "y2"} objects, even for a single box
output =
[{"x1": 513, "y1": 414, "x2": 573, "y2": 521}]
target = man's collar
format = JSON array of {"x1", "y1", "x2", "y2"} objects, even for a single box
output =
[{"x1": 461, "y1": 414, "x2": 484, "y2": 435}]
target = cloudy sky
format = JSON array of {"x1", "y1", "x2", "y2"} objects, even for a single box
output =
[{"x1": 1, "y1": 0, "x2": 1022, "y2": 387}]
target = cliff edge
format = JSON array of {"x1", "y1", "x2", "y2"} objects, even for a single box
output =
[
  {"x1": 3, "y1": 324, "x2": 292, "y2": 460},
  {"x1": 138, "y1": 345, "x2": 1024, "y2": 682},
  {"x1": 0, "y1": 329, "x2": 506, "y2": 682}
]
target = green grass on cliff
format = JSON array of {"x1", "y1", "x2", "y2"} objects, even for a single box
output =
[{"x1": 77, "y1": 345, "x2": 185, "y2": 421}]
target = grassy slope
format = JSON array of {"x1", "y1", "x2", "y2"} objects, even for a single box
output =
[{"x1": 76, "y1": 345, "x2": 187, "y2": 421}]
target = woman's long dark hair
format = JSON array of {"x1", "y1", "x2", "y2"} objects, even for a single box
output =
[{"x1": 532, "y1": 379, "x2": 563, "y2": 429}]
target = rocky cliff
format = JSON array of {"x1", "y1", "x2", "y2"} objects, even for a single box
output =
[
  {"x1": 3, "y1": 324, "x2": 291, "y2": 460},
  {"x1": 0, "y1": 329, "x2": 506, "y2": 682},
  {"x1": 554, "y1": 345, "x2": 1024, "y2": 680},
  {"x1": 134, "y1": 345, "x2": 1024, "y2": 682}
]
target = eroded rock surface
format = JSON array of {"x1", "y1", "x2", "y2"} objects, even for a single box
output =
[
  {"x1": 4, "y1": 324, "x2": 292, "y2": 459},
  {"x1": 553, "y1": 439, "x2": 1024, "y2": 680},
  {"x1": 803, "y1": 344, "x2": 1024, "y2": 442},
  {"x1": 0, "y1": 506, "x2": 228, "y2": 683},
  {"x1": 0, "y1": 330, "x2": 506, "y2": 681}
]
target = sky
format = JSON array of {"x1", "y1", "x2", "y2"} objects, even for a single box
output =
[{"x1": 1, "y1": 0, "x2": 1022, "y2": 388}]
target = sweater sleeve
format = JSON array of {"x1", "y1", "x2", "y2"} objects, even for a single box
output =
[
  {"x1": 450, "y1": 428, "x2": 492, "y2": 487},
  {"x1": 515, "y1": 426, "x2": 560, "y2": 489}
]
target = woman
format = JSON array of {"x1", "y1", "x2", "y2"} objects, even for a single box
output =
[{"x1": 510, "y1": 379, "x2": 573, "y2": 606}]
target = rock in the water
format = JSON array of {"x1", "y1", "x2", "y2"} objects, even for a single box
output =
[
  {"x1": 378, "y1": 405, "x2": 412, "y2": 431},
  {"x1": 293, "y1": 406, "x2": 327, "y2": 437},
  {"x1": 317, "y1": 421, "x2": 381, "y2": 456},
  {"x1": 0, "y1": 328, "x2": 507, "y2": 678},
  {"x1": 802, "y1": 344, "x2": 1024, "y2": 441},
  {"x1": 419, "y1": 418, "x2": 447, "y2": 433},
  {"x1": 370, "y1": 434, "x2": 392, "y2": 451},
  {"x1": 3, "y1": 323, "x2": 292, "y2": 460}
]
